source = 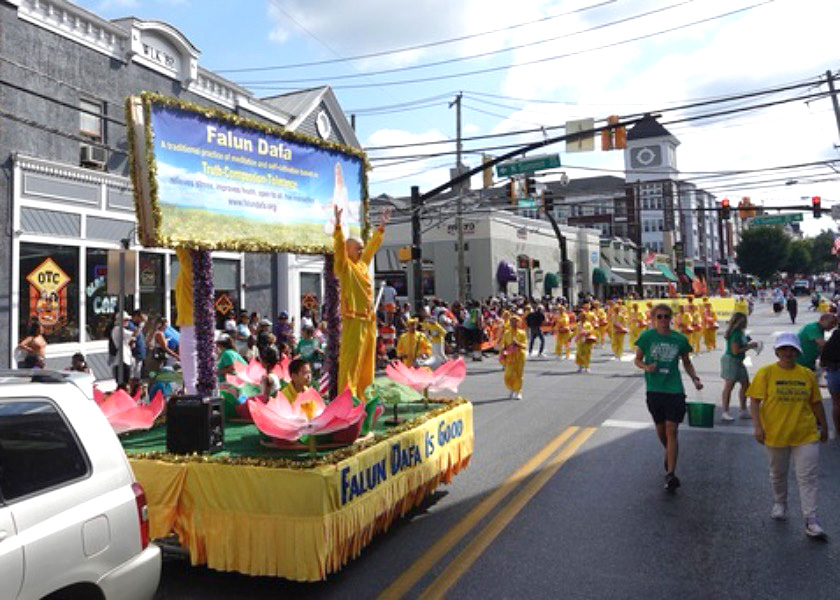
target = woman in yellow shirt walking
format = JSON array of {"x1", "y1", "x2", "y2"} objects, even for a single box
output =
[{"x1": 748, "y1": 332, "x2": 829, "y2": 538}]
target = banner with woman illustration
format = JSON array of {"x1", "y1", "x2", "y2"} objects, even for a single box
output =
[{"x1": 127, "y1": 93, "x2": 368, "y2": 254}]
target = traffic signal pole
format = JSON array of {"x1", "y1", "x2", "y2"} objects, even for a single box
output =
[
  {"x1": 827, "y1": 70, "x2": 840, "y2": 140},
  {"x1": 450, "y1": 93, "x2": 467, "y2": 304},
  {"x1": 411, "y1": 186, "x2": 423, "y2": 314}
]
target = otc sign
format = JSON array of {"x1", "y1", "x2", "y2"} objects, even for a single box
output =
[{"x1": 27, "y1": 258, "x2": 71, "y2": 330}]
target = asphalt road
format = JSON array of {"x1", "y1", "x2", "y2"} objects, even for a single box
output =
[{"x1": 153, "y1": 302, "x2": 840, "y2": 599}]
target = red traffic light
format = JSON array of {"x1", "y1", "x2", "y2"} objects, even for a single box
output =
[
  {"x1": 813, "y1": 196, "x2": 822, "y2": 219},
  {"x1": 721, "y1": 198, "x2": 731, "y2": 220}
]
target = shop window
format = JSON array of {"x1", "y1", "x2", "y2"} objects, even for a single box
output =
[
  {"x1": 79, "y1": 98, "x2": 103, "y2": 140},
  {"x1": 19, "y1": 243, "x2": 80, "y2": 344},
  {"x1": 139, "y1": 253, "x2": 165, "y2": 323},
  {"x1": 85, "y1": 248, "x2": 133, "y2": 342}
]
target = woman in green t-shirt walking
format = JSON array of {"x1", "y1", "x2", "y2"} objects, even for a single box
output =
[{"x1": 720, "y1": 312, "x2": 758, "y2": 421}]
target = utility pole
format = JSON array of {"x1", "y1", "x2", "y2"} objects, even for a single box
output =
[
  {"x1": 411, "y1": 186, "x2": 424, "y2": 314},
  {"x1": 450, "y1": 93, "x2": 466, "y2": 304},
  {"x1": 826, "y1": 70, "x2": 840, "y2": 140}
]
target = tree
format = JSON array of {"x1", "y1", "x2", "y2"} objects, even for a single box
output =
[
  {"x1": 785, "y1": 239, "x2": 813, "y2": 275},
  {"x1": 809, "y1": 230, "x2": 835, "y2": 274},
  {"x1": 735, "y1": 226, "x2": 790, "y2": 281}
]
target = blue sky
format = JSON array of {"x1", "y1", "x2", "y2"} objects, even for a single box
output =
[{"x1": 78, "y1": 0, "x2": 840, "y2": 236}]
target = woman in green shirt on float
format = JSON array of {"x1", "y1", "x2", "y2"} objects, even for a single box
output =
[
  {"x1": 216, "y1": 334, "x2": 246, "y2": 383},
  {"x1": 720, "y1": 312, "x2": 758, "y2": 421}
]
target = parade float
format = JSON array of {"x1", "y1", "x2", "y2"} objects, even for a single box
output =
[{"x1": 121, "y1": 93, "x2": 473, "y2": 581}]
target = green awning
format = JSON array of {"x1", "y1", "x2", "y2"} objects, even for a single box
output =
[
  {"x1": 593, "y1": 266, "x2": 628, "y2": 286},
  {"x1": 684, "y1": 266, "x2": 698, "y2": 281},
  {"x1": 544, "y1": 272, "x2": 560, "y2": 290},
  {"x1": 656, "y1": 263, "x2": 679, "y2": 282}
]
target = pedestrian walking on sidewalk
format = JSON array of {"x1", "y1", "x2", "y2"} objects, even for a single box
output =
[
  {"x1": 720, "y1": 312, "x2": 758, "y2": 421},
  {"x1": 635, "y1": 303, "x2": 703, "y2": 492},
  {"x1": 748, "y1": 332, "x2": 829, "y2": 539}
]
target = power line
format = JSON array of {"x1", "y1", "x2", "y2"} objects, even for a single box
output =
[
  {"x1": 214, "y1": 0, "x2": 618, "y2": 73},
  {"x1": 363, "y1": 75, "x2": 823, "y2": 152},
  {"x1": 245, "y1": 1, "x2": 773, "y2": 91},
  {"x1": 235, "y1": 0, "x2": 694, "y2": 85}
]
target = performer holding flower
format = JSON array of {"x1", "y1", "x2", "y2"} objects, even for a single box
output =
[
  {"x1": 502, "y1": 313, "x2": 527, "y2": 400},
  {"x1": 611, "y1": 303, "x2": 629, "y2": 360},
  {"x1": 333, "y1": 204, "x2": 390, "y2": 397}
]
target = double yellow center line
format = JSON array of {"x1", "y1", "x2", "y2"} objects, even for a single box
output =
[{"x1": 380, "y1": 426, "x2": 596, "y2": 600}]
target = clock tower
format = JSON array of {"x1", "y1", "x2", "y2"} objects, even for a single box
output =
[{"x1": 624, "y1": 114, "x2": 680, "y2": 182}]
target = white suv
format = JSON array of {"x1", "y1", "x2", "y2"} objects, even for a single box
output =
[{"x1": 0, "y1": 370, "x2": 160, "y2": 599}]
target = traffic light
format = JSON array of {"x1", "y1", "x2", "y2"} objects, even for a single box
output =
[
  {"x1": 543, "y1": 189, "x2": 554, "y2": 213},
  {"x1": 812, "y1": 196, "x2": 822, "y2": 219},
  {"x1": 506, "y1": 179, "x2": 516, "y2": 204},
  {"x1": 601, "y1": 115, "x2": 627, "y2": 151},
  {"x1": 525, "y1": 177, "x2": 537, "y2": 196},
  {"x1": 721, "y1": 198, "x2": 731, "y2": 221}
]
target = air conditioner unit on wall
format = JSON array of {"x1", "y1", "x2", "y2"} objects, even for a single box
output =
[{"x1": 80, "y1": 144, "x2": 107, "y2": 169}]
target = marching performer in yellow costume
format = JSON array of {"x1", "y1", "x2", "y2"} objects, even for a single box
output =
[
  {"x1": 594, "y1": 301, "x2": 609, "y2": 346},
  {"x1": 703, "y1": 300, "x2": 719, "y2": 351},
  {"x1": 678, "y1": 304, "x2": 695, "y2": 353},
  {"x1": 333, "y1": 205, "x2": 389, "y2": 397},
  {"x1": 501, "y1": 313, "x2": 527, "y2": 399},
  {"x1": 575, "y1": 312, "x2": 597, "y2": 373},
  {"x1": 611, "y1": 304, "x2": 629, "y2": 359},
  {"x1": 397, "y1": 318, "x2": 433, "y2": 367},
  {"x1": 554, "y1": 305, "x2": 572, "y2": 359},
  {"x1": 689, "y1": 301, "x2": 703, "y2": 353},
  {"x1": 629, "y1": 303, "x2": 646, "y2": 345}
]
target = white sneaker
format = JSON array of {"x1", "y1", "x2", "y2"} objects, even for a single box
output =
[
  {"x1": 771, "y1": 504, "x2": 787, "y2": 520},
  {"x1": 805, "y1": 518, "x2": 827, "y2": 539},
  {"x1": 721, "y1": 411, "x2": 735, "y2": 422},
  {"x1": 739, "y1": 409, "x2": 751, "y2": 420},
  {"x1": 515, "y1": 392, "x2": 523, "y2": 400}
]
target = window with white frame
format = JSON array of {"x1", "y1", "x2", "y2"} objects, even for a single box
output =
[{"x1": 79, "y1": 98, "x2": 103, "y2": 139}]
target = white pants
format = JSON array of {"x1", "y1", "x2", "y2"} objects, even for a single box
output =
[
  {"x1": 180, "y1": 325, "x2": 197, "y2": 396},
  {"x1": 766, "y1": 443, "x2": 819, "y2": 520}
]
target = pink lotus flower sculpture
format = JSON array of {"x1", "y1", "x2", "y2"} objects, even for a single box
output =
[
  {"x1": 227, "y1": 357, "x2": 290, "y2": 393},
  {"x1": 386, "y1": 357, "x2": 467, "y2": 395},
  {"x1": 247, "y1": 386, "x2": 367, "y2": 443},
  {"x1": 95, "y1": 388, "x2": 165, "y2": 434}
]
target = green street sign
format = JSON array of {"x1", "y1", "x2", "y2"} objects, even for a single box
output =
[
  {"x1": 496, "y1": 154, "x2": 561, "y2": 177},
  {"x1": 517, "y1": 197, "x2": 537, "y2": 209},
  {"x1": 749, "y1": 213, "x2": 803, "y2": 226}
]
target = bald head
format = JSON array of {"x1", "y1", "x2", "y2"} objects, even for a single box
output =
[{"x1": 346, "y1": 237, "x2": 363, "y2": 261}]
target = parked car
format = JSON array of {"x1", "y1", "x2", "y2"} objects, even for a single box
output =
[
  {"x1": 792, "y1": 279, "x2": 811, "y2": 295},
  {"x1": 0, "y1": 370, "x2": 160, "y2": 600}
]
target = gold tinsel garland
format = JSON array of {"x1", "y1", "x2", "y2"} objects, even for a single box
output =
[
  {"x1": 124, "y1": 92, "x2": 371, "y2": 253},
  {"x1": 128, "y1": 397, "x2": 468, "y2": 469}
]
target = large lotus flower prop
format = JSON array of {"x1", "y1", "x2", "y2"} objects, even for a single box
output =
[
  {"x1": 227, "y1": 357, "x2": 290, "y2": 390},
  {"x1": 95, "y1": 388, "x2": 165, "y2": 434},
  {"x1": 247, "y1": 386, "x2": 366, "y2": 443},
  {"x1": 386, "y1": 357, "x2": 467, "y2": 395}
]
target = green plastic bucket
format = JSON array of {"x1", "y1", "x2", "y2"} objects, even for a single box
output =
[{"x1": 686, "y1": 402, "x2": 715, "y2": 428}]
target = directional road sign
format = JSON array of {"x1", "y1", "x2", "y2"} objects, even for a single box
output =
[
  {"x1": 496, "y1": 154, "x2": 561, "y2": 177},
  {"x1": 749, "y1": 213, "x2": 803, "y2": 226}
]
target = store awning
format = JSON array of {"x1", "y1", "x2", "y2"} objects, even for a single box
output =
[
  {"x1": 496, "y1": 261, "x2": 517, "y2": 284},
  {"x1": 656, "y1": 263, "x2": 679, "y2": 282},
  {"x1": 544, "y1": 272, "x2": 560, "y2": 290},
  {"x1": 593, "y1": 266, "x2": 628, "y2": 286},
  {"x1": 684, "y1": 266, "x2": 698, "y2": 281}
]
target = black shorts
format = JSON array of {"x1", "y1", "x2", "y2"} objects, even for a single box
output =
[{"x1": 646, "y1": 391, "x2": 686, "y2": 424}]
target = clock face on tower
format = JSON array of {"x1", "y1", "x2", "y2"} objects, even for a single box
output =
[{"x1": 630, "y1": 145, "x2": 662, "y2": 169}]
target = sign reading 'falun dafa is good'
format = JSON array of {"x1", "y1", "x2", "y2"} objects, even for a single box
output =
[{"x1": 126, "y1": 93, "x2": 369, "y2": 254}]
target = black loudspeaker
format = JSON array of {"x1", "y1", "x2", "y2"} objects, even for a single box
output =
[{"x1": 166, "y1": 395, "x2": 224, "y2": 454}]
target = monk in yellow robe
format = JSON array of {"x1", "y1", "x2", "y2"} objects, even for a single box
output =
[
  {"x1": 333, "y1": 205, "x2": 390, "y2": 397},
  {"x1": 397, "y1": 318, "x2": 433, "y2": 367}
]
